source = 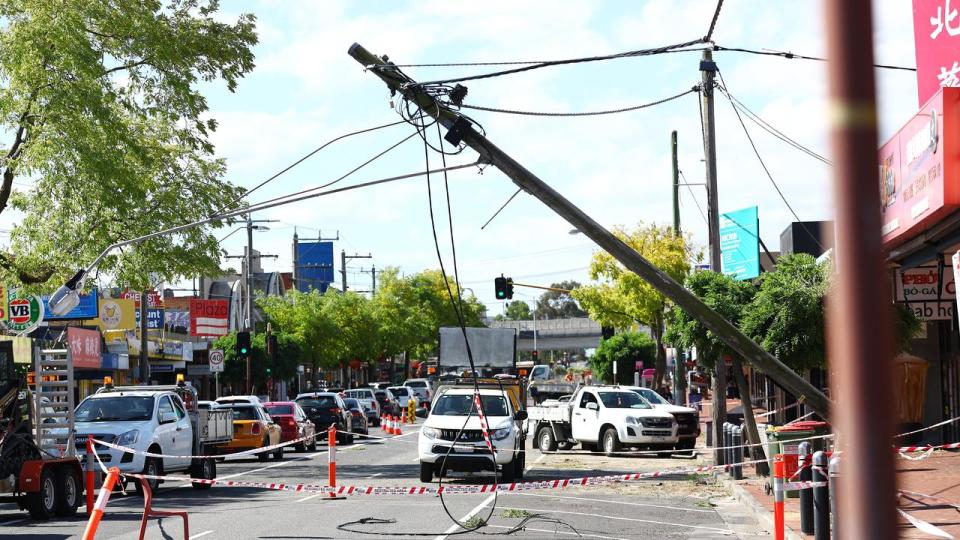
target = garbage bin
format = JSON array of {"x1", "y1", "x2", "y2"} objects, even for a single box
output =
[{"x1": 764, "y1": 421, "x2": 831, "y2": 497}]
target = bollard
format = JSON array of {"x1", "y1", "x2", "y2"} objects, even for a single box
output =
[
  {"x1": 829, "y1": 455, "x2": 841, "y2": 539},
  {"x1": 724, "y1": 423, "x2": 733, "y2": 474},
  {"x1": 798, "y1": 441, "x2": 814, "y2": 534},
  {"x1": 732, "y1": 426, "x2": 743, "y2": 480},
  {"x1": 773, "y1": 454, "x2": 785, "y2": 540},
  {"x1": 81, "y1": 466, "x2": 120, "y2": 540},
  {"x1": 813, "y1": 451, "x2": 830, "y2": 540},
  {"x1": 328, "y1": 425, "x2": 337, "y2": 499},
  {"x1": 86, "y1": 435, "x2": 95, "y2": 516},
  {"x1": 705, "y1": 420, "x2": 713, "y2": 447},
  {"x1": 408, "y1": 399, "x2": 416, "y2": 424}
]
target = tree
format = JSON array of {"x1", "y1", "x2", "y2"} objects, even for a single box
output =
[
  {"x1": 590, "y1": 332, "x2": 656, "y2": 385},
  {"x1": 573, "y1": 223, "x2": 694, "y2": 387},
  {"x1": 212, "y1": 331, "x2": 300, "y2": 394},
  {"x1": 259, "y1": 289, "x2": 337, "y2": 386},
  {"x1": 498, "y1": 300, "x2": 532, "y2": 321},
  {"x1": 535, "y1": 280, "x2": 587, "y2": 319},
  {"x1": 0, "y1": 0, "x2": 257, "y2": 289}
]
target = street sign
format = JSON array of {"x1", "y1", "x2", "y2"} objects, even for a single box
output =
[
  {"x1": 135, "y1": 308, "x2": 165, "y2": 329},
  {"x1": 209, "y1": 349, "x2": 225, "y2": 373},
  {"x1": 720, "y1": 206, "x2": 761, "y2": 280},
  {"x1": 190, "y1": 299, "x2": 229, "y2": 336},
  {"x1": 3, "y1": 290, "x2": 45, "y2": 334}
]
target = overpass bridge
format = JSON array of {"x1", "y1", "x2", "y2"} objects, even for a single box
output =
[{"x1": 489, "y1": 317, "x2": 603, "y2": 351}]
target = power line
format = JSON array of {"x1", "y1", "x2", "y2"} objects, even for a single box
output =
[
  {"x1": 459, "y1": 86, "x2": 699, "y2": 117},
  {"x1": 705, "y1": 0, "x2": 725, "y2": 42},
  {"x1": 679, "y1": 170, "x2": 709, "y2": 227},
  {"x1": 713, "y1": 45, "x2": 916, "y2": 71}
]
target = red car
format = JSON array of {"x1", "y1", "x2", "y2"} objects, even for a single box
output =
[{"x1": 264, "y1": 401, "x2": 318, "y2": 452}]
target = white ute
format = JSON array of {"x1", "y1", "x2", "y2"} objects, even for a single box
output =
[
  {"x1": 528, "y1": 385, "x2": 678, "y2": 456},
  {"x1": 418, "y1": 387, "x2": 527, "y2": 483}
]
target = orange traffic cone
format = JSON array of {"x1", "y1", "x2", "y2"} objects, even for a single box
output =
[{"x1": 394, "y1": 415, "x2": 402, "y2": 435}]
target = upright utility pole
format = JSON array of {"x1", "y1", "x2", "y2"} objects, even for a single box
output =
[
  {"x1": 671, "y1": 130, "x2": 686, "y2": 406},
  {"x1": 825, "y1": 1, "x2": 896, "y2": 537},
  {"x1": 245, "y1": 214, "x2": 254, "y2": 394},
  {"x1": 700, "y1": 49, "x2": 726, "y2": 465},
  {"x1": 341, "y1": 250, "x2": 372, "y2": 292},
  {"x1": 139, "y1": 290, "x2": 149, "y2": 383},
  {"x1": 671, "y1": 130, "x2": 680, "y2": 236},
  {"x1": 371, "y1": 264, "x2": 376, "y2": 294},
  {"x1": 348, "y1": 43, "x2": 831, "y2": 420},
  {"x1": 292, "y1": 229, "x2": 299, "y2": 292}
]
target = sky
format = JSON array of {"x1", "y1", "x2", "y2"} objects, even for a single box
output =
[{"x1": 11, "y1": 1, "x2": 927, "y2": 315}]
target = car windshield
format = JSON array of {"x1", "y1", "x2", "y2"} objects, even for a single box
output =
[
  {"x1": 229, "y1": 407, "x2": 259, "y2": 420},
  {"x1": 598, "y1": 392, "x2": 651, "y2": 409},
  {"x1": 343, "y1": 399, "x2": 361, "y2": 410},
  {"x1": 265, "y1": 404, "x2": 293, "y2": 415},
  {"x1": 389, "y1": 387, "x2": 409, "y2": 396},
  {"x1": 637, "y1": 388, "x2": 668, "y2": 405},
  {"x1": 76, "y1": 396, "x2": 155, "y2": 422},
  {"x1": 432, "y1": 394, "x2": 509, "y2": 417},
  {"x1": 406, "y1": 381, "x2": 427, "y2": 388},
  {"x1": 297, "y1": 397, "x2": 337, "y2": 410}
]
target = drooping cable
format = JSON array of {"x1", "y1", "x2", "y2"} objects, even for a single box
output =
[
  {"x1": 713, "y1": 45, "x2": 916, "y2": 71},
  {"x1": 458, "y1": 87, "x2": 698, "y2": 117},
  {"x1": 704, "y1": 0, "x2": 724, "y2": 42},
  {"x1": 679, "y1": 170, "x2": 709, "y2": 227}
]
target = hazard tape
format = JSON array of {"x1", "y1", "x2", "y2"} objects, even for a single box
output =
[
  {"x1": 897, "y1": 508, "x2": 955, "y2": 539},
  {"x1": 779, "y1": 480, "x2": 828, "y2": 491},
  {"x1": 92, "y1": 432, "x2": 317, "y2": 460},
  {"x1": 895, "y1": 441, "x2": 960, "y2": 453},
  {"x1": 121, "y1": 458, "x2": 770, "y2": 496},
  {"x1": 899, "y1": 490, "x2": 960, "y2": 511}
]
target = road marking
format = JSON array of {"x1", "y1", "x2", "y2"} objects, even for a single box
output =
[
  {"x1": 434, "y1": 492, "x2": 497, "y2": 540},
  {"x1": 524, "y1": 453, "x2": 545, "y2": 473},
  {"x1": 486, "y1": 524, "x2": 627, "y2": 540},
  {"x1": 511, "y1": 492, "x2": 715, "y2": 513},
  {"x1": 367, "y1": 472, "x2": 382, "y2": 479},
  {"x1": 189, "y1": 531, "x2": 214, "y2": 539},
  {"x1": 295, "y1": 493, "x2": 326, "y2": 503},
  {"x1": 490, "y1": 506, "x2": 735, "y2": 534},
  {"x1": 0, "y1": 518, "x2": 29, "y2": 527}
]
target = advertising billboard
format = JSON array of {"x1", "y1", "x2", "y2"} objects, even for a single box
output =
[
  {"x1": 42, "y1": 288, "x2": 99, "y2": 320},
  {"x1": 913, "y1": 0, "x2": 960, "y2": 106},
  {"x1": 720, "y1": 206, "x2": 761, "y2": 280},
  {"x1": 295, "y1": 240, "x2": 334, "y2": 293}
]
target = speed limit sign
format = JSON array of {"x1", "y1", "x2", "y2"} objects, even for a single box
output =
[{"x1": 209, "y1": 349, "x2": 225, "y2": 373}]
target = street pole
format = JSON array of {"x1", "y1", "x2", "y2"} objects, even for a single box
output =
[
  {"x1": 371, "y1": 264, "x2": 376, "y2": 295},
  {"x1": 348, "y1": 43, "x2": 831, "y2": 420},
  {"x1": 672, "y1": 130, "x2": 680, "y2": 236},
  {"x1": 139, "y1": 290, "x2": 149, "y2": 384},
  {"x1": 245, "y1": 214, "x2": 254, "y2": 394},
  {"x1": 824, "y1": 1, "x2": 896, "y2": 537},
  {"x1": 700, "y1": 49, "x2": 726, "y2": 464},
  {"x1": 671, "y1": 130, "x2": 687, "y2": 406},
  {"x1": 292, "y1": 229, "x2": 299, "y2": 292},
  {"x1": 341, "y1": 249, "x2": 347, "y2": 292}
]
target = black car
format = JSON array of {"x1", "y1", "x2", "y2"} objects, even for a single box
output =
[
  {"x1": 374, "y1": 390, "x2": 398, "y2": 416},
  {"x1": 294, "y1": 392, "x2": 354, "y2": 444},
  {"x1": 343, "y1": 398, "x2": 369, "y2": 437}
]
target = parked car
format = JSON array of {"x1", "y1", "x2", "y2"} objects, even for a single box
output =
[
  {"x1": 343, "y1": 398, "x2": 369, "y2": 437},
  {"x1": 374, "y1": 389, "x2": 399, "y2": 416},
  {"x1": 404, "y1": 379, "x2": 433, "y2": 407},
  {"x1": 369, "y1": 382, "x2": 392, "y2": 391},
  {"x1": 264, "y1": 401, "x2": 317, "y2": 452},
  {"x1": 343, "y1": 388, "x2": 380, "y2": 426},
  {"x1": 220, "y1": 403, "x2": 283, "y2": 461},
  {"x1": 388, "y1": 386, "x2": 418, "y2": 413},
  {"x1": 215, "y1": 395, "x2": 262, "y2": 406},
  {"x1": 198, "y1": 400, "x2": 218, "y2": 410},
  {"x1": 624, "y1": 386, "x2": 700, "y2": 450},
  {"x1": 294, "y1": 392, "x2": 354, "y2": 444}
]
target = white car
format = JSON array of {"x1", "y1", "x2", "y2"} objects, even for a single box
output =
[
  {"x1": 387, "y1": 386, "x2": 418, "y2": 411},
  {"x1": 343, "y1": 388, "x2": 380, "y2": 426},
  {"x1": 404, "y1": 379, "x2": 433, "y2": 407},
  {"x1": 417, "y1": 388, "x2": 527, "y2": 483},
  {"x1": 215, "y1": 395, "x2": 261, "y2": 405},
  {"x1": 623, "y1": 386, "x2": 701, "y2": 450}
]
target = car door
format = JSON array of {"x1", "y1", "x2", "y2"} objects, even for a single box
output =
[
  {"x1": 169, "y1": 395, "x2": 194, "y2": 469},
  {"x1": 572, "y1": 391, "x2": 600, "y2": 441},
  {"x1": 155, "y1": 396, "x2": 181, "y2": 471},
  {"x1": 260, "y1": 406, "x2": 280, "y2": 445}
]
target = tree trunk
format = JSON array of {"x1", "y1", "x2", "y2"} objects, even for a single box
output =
[
  {"x1": 403, "y1": 350, "x2": 409, "y2": 382},
  {"x1": 731, "y1": 356, "x2": 768, "y2": 475},
  {"x1": 652, "y1": 316, "x2": 666, "y2": 389},
  {"x1": 712, "y1": 357, "x2": 727, "y2": 464}
]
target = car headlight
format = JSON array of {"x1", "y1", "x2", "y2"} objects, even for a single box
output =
[
  {"x1": 117, "y1": 429, "x2": 139, "y2": 446},
  {"x1": 422, "y1": 426, "x2": 440, "y2": 439},
  {"x1": 491, "y1": 428, "x2": 512, "y2": 441}
]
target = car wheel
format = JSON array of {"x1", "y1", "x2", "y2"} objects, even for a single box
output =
[
  {"x1": 603, "y1": 428, "x2": 622, "y2": 457},
  {"x1": 274, "y1": 444, "x2": 284, "y2": 460},
  {"x1": 419, "y1": 462, "x2": 433, "y2": 483},
  {"x1": 500, "y1": 459, "x2": 516, "y2": 484},
  {"x1": 258, "y1": 437, "x2": 270, "y2": 461},
  {"x1": 54, "y1": 466, "x2": 81, "y2": 517},
  {"x1": 557, "y1": 441, "x2": 575, "y2": 451},
  {"x1": 514, "y1": 452, "x2": 526, "y2": 480},
  {"x1": 191, "y1": 458, "x2": 215, "y2": 490},
  {"x1": 26, "y1": 467, "x2": 58, "y2": 520},
  {"x1": 135, "y1": 457, "x2": 162, "y2": 496},
  {"x1": 537, "y1": 427, "x2": 557, "y2": 452}
]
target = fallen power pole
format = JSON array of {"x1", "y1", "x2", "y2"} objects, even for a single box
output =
[{"x1": 348, "y1": 43, "x2": 833, "y2": 419}]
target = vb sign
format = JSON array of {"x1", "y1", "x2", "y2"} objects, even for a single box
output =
[
  {"x1": 209, "y1": 349, "x2": 225, "y2": 373},
  {"x1": 4, "y1": 290, "x2": 45, "y2": 334}
]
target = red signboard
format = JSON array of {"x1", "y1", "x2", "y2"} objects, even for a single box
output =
[
  {"x1": 67, "y1": 327, "x2": 101, "y2": 369},
  {"x1": 913, "y1": 0, "x2": 960, "y2": 106},
  {"x1": 190, "y1": 299, "x2": 229, "y2": 337},
  {"x1": 122, "y1": 289, "x2": 164, "y2": 308},
  {"x1": 879, "y1": 88, "x2": 960, "y2": 248}
]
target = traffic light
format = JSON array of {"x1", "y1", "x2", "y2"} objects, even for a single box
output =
[
  {"x1": 506, "y1": 278, "x2": 514, "y2": 299},
  {"x1": 495, "y1": 276, "x2": 515, "y2": 300},
  {"x1": 236, "y1": 330, "x2": 251, "y2": 356}
]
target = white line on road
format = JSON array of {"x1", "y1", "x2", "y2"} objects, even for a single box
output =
[
  {"x1": 434, "y1": 492, "x2": 497, "y2": 540},
  {"x1": 491, "y1": 506, "x2": 735, "y2": 534},
  {"x1": 512, "y1": 492, "x2": 715, "y2": 513},
  {"x1": 0, "y1": 518, "x2": 29, "y2": 527},
  {"x1": 367, "y1": 472, "x2": 383, "y2": 479},
  {"x1": 295, "y1": 493, "x2": 326, "y2": 503},
  {"x1": 189, "y1": 530, "x2": 214, "y2": 539},
  {"x1": 486, "y1": 524, "x2": 628, "y2": 540}
]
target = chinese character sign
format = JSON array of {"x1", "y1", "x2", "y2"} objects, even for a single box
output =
[
  {"x1": 914, "y1": 0, "x2": 960, "y2": 105},
  {"x1": 67, "y1": 327, "x2": 101, "y2": 369}
]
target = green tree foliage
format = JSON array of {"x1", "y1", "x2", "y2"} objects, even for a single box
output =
[
  {"x1": 0, "y1": 0, "x2": 257, "y2": 288},
  {"x1": 573, "y1": 223, "x2": 695, "y2": 385},
  {"x1": 590, "y1": 332, "x2": 656, "y2": 385},
  {"x1": 665, "y1": 270, "x2": 756, "y2": 369},
  {"x1": 741, "y1": 253, "x2": 827, "y2": 372},
  {"x1": 212, "y1": 331, "x2": 300, "y2": 391},
  {"x1": 535, "y1": 280, "x2": 587, "y2": 319},
  {"x1": 497, "y1": 300, "x2": 531, "y2": 321}
]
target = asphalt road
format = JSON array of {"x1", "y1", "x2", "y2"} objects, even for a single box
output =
[{"x1": 0, "y1": 422, "x2": 769, "y2": 539}]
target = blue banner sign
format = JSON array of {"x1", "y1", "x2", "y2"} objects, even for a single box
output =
[
  {"x1": 135, "y1": 308, "x2": 165, "y2": 329},
  {"x1": 720, "y1": 206, "x2": 761, "y2": 280}
]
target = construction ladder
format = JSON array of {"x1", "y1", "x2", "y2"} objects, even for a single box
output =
[{"x1": 33, "y1": 347, "x2": 75, "y2": 457}]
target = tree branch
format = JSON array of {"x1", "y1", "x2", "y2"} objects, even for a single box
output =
[{"x1": 0, "y1": 252, "x2": 56, "y2": 285}]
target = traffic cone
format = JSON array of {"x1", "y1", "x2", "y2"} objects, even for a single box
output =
[
  {"x1": 394, "y1": 415, "x2": 402, "y2": 435},
  {"x1": 380, "y1": 414, "x2": 385, "y2": 430}
]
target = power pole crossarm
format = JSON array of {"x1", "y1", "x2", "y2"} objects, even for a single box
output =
[{"x1": 348, "y1": 42, "x2": 833, "y2": 419}]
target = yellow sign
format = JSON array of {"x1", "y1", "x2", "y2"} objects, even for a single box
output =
[
  {"x1": 85, "y1": 298, "x2": 137, "y2": 331},
  {"x1": 0, "y1": 285, "x2": 7, "y2": 321},
  {"x1": 0, "y1": 335, "x2": 32, "y2": 364}
]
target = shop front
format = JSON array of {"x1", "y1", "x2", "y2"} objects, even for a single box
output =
[{"x1": 882, "y1": 87, "x2": 960, "y2": 444}]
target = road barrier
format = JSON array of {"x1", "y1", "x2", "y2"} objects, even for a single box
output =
[
  {"x1": 798, "y1": 442, "x2": 814, "y2": 534},
  {"x1": 92, "y1": 432, "x2": 314, "y2": 460},
  {"x1": 137, "y1": 476, "x2": 189, "y2": 540},
  {"x1": 407, "y1": 399, "x2": 416, "y2": 424},
  {"x1": 81, "y1": 466, "x2": 120, "y2": 540},
  {"x1": 328, "y1": 425, "x2": 342, "y2": 499},
  {"x1": 773, "y1": 455, "x2": 786, "y2": 540}
]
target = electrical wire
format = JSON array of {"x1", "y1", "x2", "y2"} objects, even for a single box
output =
[
  {"x1": 712, "y1": 44, "x2": 916, "y2": 71},
  {"x1": 459, "y1": 87, "x2": 699, "y2": 117},
  {"x1": 705, "y1": 0, "x2": 724, "y2": 42},
  {"x1": 480, "y1": 188, "x2": 523, "y2": 230},
  {"x1": 679, "y1": 170, "x2": 709, "y2": 227}
]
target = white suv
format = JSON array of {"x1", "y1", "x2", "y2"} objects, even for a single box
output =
[
  {"x1": 404, "y1": 379, "x2": 433, "y2": 408},
  {"x1": 343, "y1": 388, "x2": 380, "y2": 426}
]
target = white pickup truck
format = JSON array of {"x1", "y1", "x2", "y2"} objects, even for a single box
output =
[
  {"x1": 528, "y1": 385, "x2": 678, "y2": 456},
  {"x1": 75, "y1": 383, "x2": 232, "y2": 494}
]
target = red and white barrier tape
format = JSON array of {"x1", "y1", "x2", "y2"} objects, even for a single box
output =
[
  {"x1": 895, "y1": 414, "x2": 960, "y2": 439},
  {"x1": 899, "y1": 490, "x2": 960, "y2": 511},
  {"x1": 897, "y1": 508, "x2": 955, "y2": 539},
  {"x1": 473, "y1": 391, "x2": 495, "y2": 455},
  {"x1": 121, "y1": 458, "x2": 770, "y2": 496},
  {"x1": 93, "y1": 433, "x2": 314, "y2": 460},
  {"x1": 779, "y1": 480, "x2": 828, "y2": 491},
  {"x1": 754, "y1": 401, "x2": 801, "y2": 419}
]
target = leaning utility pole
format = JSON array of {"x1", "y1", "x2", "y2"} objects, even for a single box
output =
[
  {"x1": 348, "y1": 43, "x2": 832, "y2": 420},
  {"x1": 700, "y1": 49, "x2": 726, "y2": 465}
]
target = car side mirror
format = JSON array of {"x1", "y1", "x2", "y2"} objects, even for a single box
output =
[
  {"x1": 586, "y1": 402, "x2": 599, "y2": 411},
  {"x1": 514, "y1": 410, "x2": 528, "y2": 421},
  {"x1": 159, "y1": 411, "x2": 177, "y2": 424}
]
